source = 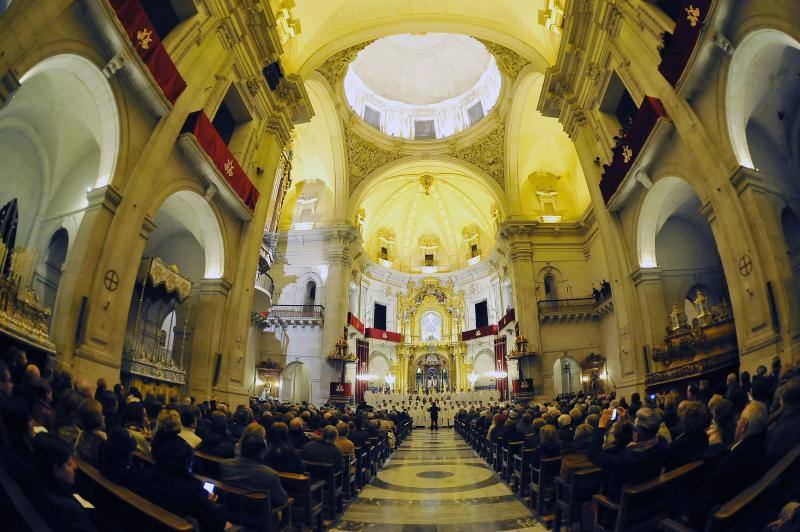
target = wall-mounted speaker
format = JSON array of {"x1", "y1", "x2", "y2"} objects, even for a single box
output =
[
  {"x1": 74, "y1": 296, "x2": 89, "y2": 344},
  {"x1": 212, "y1": 353, "x2": 222, "y2": 386}
]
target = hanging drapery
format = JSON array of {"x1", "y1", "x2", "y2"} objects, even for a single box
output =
[
  {"x1": 355, "y1": 338, "x2": 370, "y2": 404},
  {"x1": 658, "y1": 0, "x2": 713, "y2": 87},
  {"x1": 136, "y1": 257, "x2": 192, "y2": 303},
  {"x1": 494, "y1": 335, "x2": 508, "y2": 401}
]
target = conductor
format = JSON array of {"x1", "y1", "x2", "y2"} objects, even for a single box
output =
[{"x1": 428, "y1": 401, "x2": 440, "y2": 431}]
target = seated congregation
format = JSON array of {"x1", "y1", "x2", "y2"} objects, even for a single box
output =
[
  {"x1": 0, "y1": 345, "x2": 411, "y2": 532},
  {"x1": 455, "y1": 360, "x2": 800, "y2": 531}
]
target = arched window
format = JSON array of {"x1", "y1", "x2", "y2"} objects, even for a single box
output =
[
  {"x1": 304, "y1": 280, "x2": 317, "y2": 307},
  {"x1": 420, "y1": 311, "x2": 443, "y2": 341},
  {"x1": 544, "y1": 274, "x2": 557, "y2": 300}
]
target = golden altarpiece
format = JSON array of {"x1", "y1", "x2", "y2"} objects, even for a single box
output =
[{"x1": 394, "y1": 278, "x2": 469, "y2": 393}]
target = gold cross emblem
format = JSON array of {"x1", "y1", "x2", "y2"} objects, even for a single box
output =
[
  {"x1": 224, "y1": 159, "x2": 235, "y2": 177},
  {"x1": 622, "y1": 145, "x2": 633, "y2": 163},
  {"x1": 136, "y1": 28, "x2": 153, "y2": 50},
  {"x1": 685, "y1": 5, "x2": 701, "y2": 27}
]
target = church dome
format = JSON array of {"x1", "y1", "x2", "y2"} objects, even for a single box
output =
[{"x1": 344, "y1": 33, "x2": 501, "y2": 140}]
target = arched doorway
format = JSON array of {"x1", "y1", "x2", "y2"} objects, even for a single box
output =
[
  {"x1": 368, "y1": 353, "x2": 390, "y2": 391},
  {"x1": 36, "y1": 228, "x2": 69, "y2": 328},
  {"x1": 282, "y1": 361, "x2": 310, "y2": 403},
  {"x1": 414, "y1": 352, "x2": 449, "y2": 392},
  {"x1": 553, "y1": 356, "x2": 581, "y2": 396},
  {"x1": 472, "y1": 351, "x2": 495, "y2": 388}
]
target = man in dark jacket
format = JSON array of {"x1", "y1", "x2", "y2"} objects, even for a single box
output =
[
  {"x1": 588, "y1": 407, "x2": 667, "y2": 500},
  {"x1": 767, "y1": 376, "x2": 800, "y2": 464},
  {"x1": 221, "y1": 435, "x2": 288, "y2": 506},
  {"x1": 301, "y1": 425, "x2": 343, "y2": 473},
  {"x1": 288, "y1": 417, "x2": 311, "y2": 450},
  {"x1": 681, "y1": 400, "x2": 770, "y2": 528},
  {"x1": 725, "y1": 373, "x2": 748, "y2": 412},
  {"x1": 428, "y1": 401, "x2": 440, "y2": 430},
  {"x1": 664, "y1": 401, "x2": 708, "y2": 470}
]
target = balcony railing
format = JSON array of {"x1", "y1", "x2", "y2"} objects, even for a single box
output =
[
  {"x1": 255, "y1": 271, "x2": 274, "y2": 296},
  {"x1": 537, "y1": 294, "x2": 613, "y2": 322},
  {"x1": 268, "y1": 305, "x2": 324, "y2": 320}
]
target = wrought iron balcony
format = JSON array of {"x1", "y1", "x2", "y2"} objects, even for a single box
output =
[{"x1": 260, "y1": 304, "x2": 325, "y2": 326}]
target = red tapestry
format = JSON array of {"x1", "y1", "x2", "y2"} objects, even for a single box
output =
[
  {"x1": 658, "y1": 0, "x2": 712, "y2": 87},
  {"x1": 108, "y1": 0, "x2": 186, "y2": 105},
  {"x1": 497, "y1": 308, "x2": 515, "y2": 331},
  {"x1": 494, "y1": 336, "x2": 509, "y2": 401},
  {"x1": 461, "y1": 324, "x2": 498, "y2": 342},
  {"x1": 347, "y1": 312, "x2": 365, "y2": 335},
  {"x1": 364, "y1": 328, "x2": 403, "y2": 343},
  {"x1": 599, "y1": 96, "x2": 668, "y2": 204},
  {"x1": 182, "y1": 111, "x2": 260, "y2": 211},
  {"x1": 355, "y1": 339, "x2": 369, "y2": 404}
]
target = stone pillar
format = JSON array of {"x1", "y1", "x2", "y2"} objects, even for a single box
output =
[
  {"x1": 631, "y1": 267, "x2": 668, "y2": 371},
  {"x1": 500, "y1": 222, "x2": 543, "y2": 391},
  {"x1": 187, "y1": 278, "x2": 231, "y2": 400},
  {"x1": 321, "y1": 227, "x2": 358, "y2": 388}
]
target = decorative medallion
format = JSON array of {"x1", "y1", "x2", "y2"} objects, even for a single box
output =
[
  {"x1": 103, "y1": 269, "x2": 120, "y2": 292},
  {"x1": 738, "y1": 254, "x2": 753, "y2": 277},
  {"x1": 136, "y1": 28, "x2": 153, "y2": 50}
]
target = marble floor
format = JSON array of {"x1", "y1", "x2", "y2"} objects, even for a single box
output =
[{"x1": 331, "y1": 429, "x2": 547, "y2": 531}]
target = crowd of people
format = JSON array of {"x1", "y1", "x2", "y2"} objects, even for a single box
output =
[
  {"x1": 456, "y1": 355, "x2": 800, "y2": 530},
  {"x1": 0, "y1": 345, "x2": 410, "y2": 532},
  {"x1": 365, "y1": 388, "x2": 501, "y2": 427}
]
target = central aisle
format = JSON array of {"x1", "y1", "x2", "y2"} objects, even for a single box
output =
[{"x1": 332, "y1": 429, "x2": 546, "y2": 531}]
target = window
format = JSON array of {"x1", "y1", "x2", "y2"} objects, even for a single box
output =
[
  {"x1": 140, "y1": 0, "x2": 197, "y2": 39},
  {"x1": 414, "y1": 120, "x2": 436, "y2": 140},
  {"x1": 424, "y1": 253, "x2": 434, "y2": 267},
  {"x1": 475, "y1": 300, "x2": 489, "y2": 328},
  {"x1": 599, "y1": 72, "x2": 638, "y2": 130},
  {"x1": 304, "y1": 281, "x2": 316, "y2": 307},
  {"x1": 467, "y1": 101, "x2": 484, "y2": 126},
  {"x1": 363, "y1": 105, "x2": 382, "y2": 130},
  {"x1": 212, "y1": 86, "x2": 252, "y2": 148},
  {"x1": 470, "y1": 243, "x2": 479, "y2": 258},
  {"x1": 380, "y1": 246, "x2": 388, "y2": 260},
  {"x1": 544, "y1": 274, "x2": 557, "y2": 300},
  {"x1": 374, "y1": 303, "x2": 387, "y2": 330}
]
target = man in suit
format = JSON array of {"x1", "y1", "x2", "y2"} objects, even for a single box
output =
[
  {"x1": 220, "y1": 435, "x2": 288, "y2": 506},
  {"x1": 428, "y1": 401, "x2": 440, "y2": 430},
  {"x1": 301, "y1": 425, "x2": 344, "y2": 473},
  {"x1": 288, "y1": 417, "x2": 311, "y2": 450},
  {"x1": 767, "y1": 376, "x2": 800, "y2": 464},
  {"x1": 681, "y1": 400, "x2": 769, "y2": 528}
]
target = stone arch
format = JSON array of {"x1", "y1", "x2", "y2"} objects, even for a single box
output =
[
  {"x1": 472, "y1": 349, "x2": 495, "y2": 387},
  {"x1": 553, "y1": 356, "x2": 581, "y2": 396},
  {"x1": 282, "y1": 361, "x2": 310, "y2": 403},
  {"x1": 147, "y1": 190, "x2": 226, "y2": 280},
  {"x1": 725, "y1": 28, "x2": 800, "y2": 178}
]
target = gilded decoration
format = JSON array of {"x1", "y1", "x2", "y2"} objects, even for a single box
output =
[
  {"x1": 476, "y1": 39, "x2": 531, "y2": 82},
  {"x1": 451, "y1": 123, "x2": 505, "y2": 187},
  {"x1": 344, "y1": 126, "x2": 403, "y2": 190},
  {"x1": 0, "y1": 276, "x2": 55, "y2": 355},
  {"x1": 137, "y1": 257, "x2": 192, "y2": 302},
  {"x1": 316, "y1": 42, "x2": 373, "y2": 87}
]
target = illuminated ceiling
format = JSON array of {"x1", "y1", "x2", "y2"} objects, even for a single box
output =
[
  {"x1": 354, "y1": 160, "x2": 499, "y2": 274},
  {"x1": 349, "y1": 34, "x2": 492, "y2": 105}
]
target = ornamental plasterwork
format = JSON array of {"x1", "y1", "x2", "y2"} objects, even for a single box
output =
[
  {"x1": 316, "y1": 42, "x2": 373, "y2": 87},
  {"x1": 476, "y1": 39, "x2": 531, "y2": 82},
  {"x1": 345, "y1": 127, "x2": 403, "y2": 190},
  {"x1": 451, "y1": 124, "x2": 505, "y2": 187}
]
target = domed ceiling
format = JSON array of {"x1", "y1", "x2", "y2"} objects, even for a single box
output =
[
  {"x1": 354, "y1": 161, "x2": 499, "y2": 273},
  {"x1": 349, "y1": 33, "x2": 492, "y2": 105},
  {"x1": 344, "y1": 33, "x2": 501, "y2": 140}
]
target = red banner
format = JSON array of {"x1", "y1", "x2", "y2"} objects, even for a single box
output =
[
  {"x1": 108, "y1": 0, "x2": 186, "y2": 105},
  {"x1": 347, "y1": 312, "x2": 365, "y2": 335},
  {"x1": 461, "y1": 324, "x2": 498, "y2": 342},
  {"x1": 497, "y1": 308, "x2": 515, "y2": 331},
  {"x1": 330, "y1": 381, "x2": 352, "y2": 398},
  {"x1": 658, "y1": 0, "x2": 712, "y2": 87},
  {"x1": 494, "y1": 336, "x2": 509, "y2": 401},
  {"x1": 182, "y1": 111, "x2": 259, "y2": 211},
  {"x1": 364, "y1": 328, "x2": 403, "y2": 343},
  {"x1": 355, "y1": 339, "x2": 369, "y2": 404},
  {"x1": 600, "y1": 97, "x2": 668, "y2": 204},
  {"x1": 513, "y1": 378, "x2": 534, "y2": 395}
]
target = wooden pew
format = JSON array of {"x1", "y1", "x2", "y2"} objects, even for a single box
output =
[
  {"x1": 512, "y1": 448, "x2": 535, "y2": 496},
  {"x1": 278, "y1": 472, "x2": 324, "y2": 532},
  {"x1": 503, "y1": 441, "x2": 523, "y2": 482},
  {"x1": 660, "y1": 442, "x2": 800, "y2": 532},
  {"x1": 302, "y1": 460, "x2": 343, "y2": 519},
  {"x1": 530, "y1": 456, "x2": 562, "y2": 518},
  {"x1": 74, "y1": 458, "x2": 195, "y2": 532},
  {"x1": 195, "y1": 472, "x2": 293, "y2": 532},
  {"x1": 0, "y1": 464, "x2": 53, "y2": 532},
  {"x1": 593, "y1": 461, "x2": 705, "y2": 532},
  {"x1": 553, "y1": 466, "x2": 603, "y2": 532},
  {"x1": 354, "y1": 446, "x2": 369, "y2": 488}
]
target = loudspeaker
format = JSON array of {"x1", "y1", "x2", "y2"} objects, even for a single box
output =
[
  {"x1": 75, "y1": 296, "x2": 89, "y2": 344},
  {"x1": 212, "y1": 353, "x2": 222, "y2": 386}
]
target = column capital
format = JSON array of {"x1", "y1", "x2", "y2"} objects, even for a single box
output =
[
  {"x1": 631, "y1": 266, "x2": 662, "y2": 286},
  {"x1": 196, "y1": 277, "x2": 232, "y2": 296}
]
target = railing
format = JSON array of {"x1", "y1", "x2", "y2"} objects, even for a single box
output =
[
  {"x1": 255, "y1": 271, "x2": 274, "y2": 295},
  {"x1": 537, "y1": 294, "x2": 611, "y2": 315},
  {"x1": 268, "y1": 304, "x2": 324, "y2": 319}
]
